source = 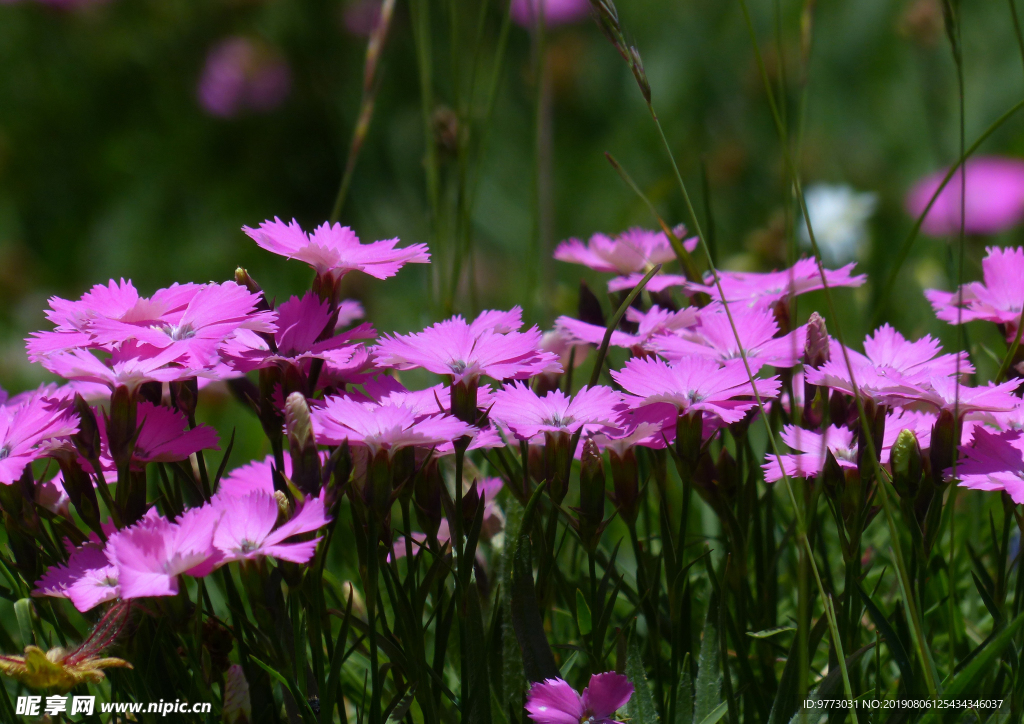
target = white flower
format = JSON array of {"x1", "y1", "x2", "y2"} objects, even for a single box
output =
[{"x1": 799, "y1": 183, "x2": 878, "y2": 264}]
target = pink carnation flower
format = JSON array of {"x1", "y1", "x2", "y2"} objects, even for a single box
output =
[
  {"x1": 555, "y1": 305, "x2": 699, "y2": 354},
  {"x1": 222, "y1": 291, "x2": 374, "y2": 373},
  {"x1": 926, "y1": 247, "x2": 1024, "y2": 337},
  {"x1": 489, "y1": 382, "x2": 623, "y2": 440},
  {"x1": 108, "y1": 506, "x2": 222, "y2": 599},
  {"x1": 373, "y1": 307, "x2": 561, "y2": 385},
  {"x1": 510, "y1": 0, "x2": 592, "y2": 27},
  {"x1": 687, "y1": 259, "x2": 866, "y2": 308},
  {"x1": 33, "y1": 537, "x2": 119, "y2": 613},
  {"x1": 392, "y1": 478, "x2": 504, "y2": 558},
  {"x1": 526, "y1": 672, "x2": 633, "y2": 724},
  {"x1": 906, "y1": 156, "x2": 1024, "y2": 237},
  {"x1": 612, "y1": 356, "x2": 780, "y2": 425},
  {"x1": 554, "y1": 227, "x2": 698, "y2": 291},
  {"x1": 94, "y1": 402, "x2": 219, "y2": 472},
  {"x1": 953, "y1": 427, "x2": 1024, "y2": 503},
  {"x1": 0, "y1": 393, "x2": 78, "y2": 484},
  {"x1": 209, "y1": 492, "x2": 330, "y2": 565},
  {"x1": 653, "y1": 306, "x2": 807, "y2": 370},
  {"x1": 242, "y1": 217, "x2": 429, "y2": 282},
  {"x1": 39, "y1": 344, "x2": 196, "y2": 393},
  {"x1": 312, "y1": 397, "x2": 474, "y2": 456},
  {"x1": 198, "y1": 37, "x2": 291, "y2": 119},
  {"x1": 893, "y1": 376, "x2": 1022, "y2": 417}
]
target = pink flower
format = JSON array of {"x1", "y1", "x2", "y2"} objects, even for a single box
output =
[
  {"x1": 86, "y1": 281, "x2": 276, "y2": 370},
  {"x1": 210, "y1": 492, "x2": 330, "y2": 565},
  {"x1": 926, "y1": 247, "x2": 1024, "y2": 336},
  {"x1": 222, "y1": 291, "x2": 374, "y2": 373},
  {"x1": 336, "y1": 299, "x2": 366, "y2": 329},
  {"x1": 906, "y1": 156, "x2": 1024, "y2": 237},
  {"x1": 108, "y1": 506, "x2": 222, "y2": 599},
  {"x1": 612, "y1": 356, "x2": 780, "y2": 425},
  {"x1": 39, "y1": 344, "x2": 196, "y2": 393},
  {"x1": 392, "y1": 478, "x2": 505, "y2": 557},
  {"x1": 607, "y1": 272, "x2": 694, "y2": 293},
  {"x1": 763, "y1": 425, "x2": 858, "y2": 482},
  {"x1": 312, "y1": 397, "x2": 474, "y2": 456},
  {"x1": 490, "y1": 383, "x2": 623, "y2": 440},
  {"x1": 555, "y1": 305, "x2": 699, "y2": 354},
  {"x1": 953, "y1": 427, "x2": 1024, "y2": 503},
  {"x1": 652, "y1": 306, "x2": 807, "y2": 370},
  {"x1": 0, "y1": 393, "x2": 78, "y2": 484},
  {"x1": 33, "y1": 537, "x2": 119, "y2": 613},
  {"x1": 894, "y1": 376, "x2": 1022, "y2": 417},
  {"x1": 526, "y1": 673, "x2": 633, "y2": 724},
  {"x1": 554, "y1": 227, "x2": 698, "y2": 288},
  {"x1": 805, "y1": 325, "x2": 970, "y2": 404},
  {"x1": 510, "y1": 0, "x2": 592, "y2": 27},
  {"x1": 373, "y1": 308, "x2": 561, "y2": 385},
  {"x1": 198, "y1": 37, "x2": 291, "y2": 118},
  {"x1": 94, "y1": 402, "x2": 219, "y2": 471},
  {"x1": 218, "y1": 455, "x2": 281, "y2": 498},
  {"x1": 242, "y1": 217, "x2": 429, "y2": 281},
  {"x1": 687, "y1": 259, "x2": 866, "y2": 308}
]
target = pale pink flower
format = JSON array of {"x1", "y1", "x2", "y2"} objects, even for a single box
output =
[
  {"x1": 218, "y1": 455, "x2": 281, "y2": 498},
  {"x1": 489, "y1": 383, "x2": 623, "y2": 441},
  {"x1": 242, "y1": 217, "x2": 429, "y2": 281},
  {"x1": 373, "y1": 308, "x2": 561, "y2": 384},
  {"x1": 39, "y1": 344, "x2": 196, "y2": 392},
  {"x1": 312, "y1": 397, "x2": 474, "y2": 456},
  {"x1": 526, "y1": 673, "x2": 633, "y2": 724},
  {"x1": 510, "y1": 0, "x2": 592, "y2": 27},
  {"x1": 906, "y1": 156, "x2": 1024, "y2": 237},
  {"x1": 336, "y1": 299, "x2": 366, "y2": 329},
  {"x1": 0, "y1": 394, "x2": 78, "y2": 484},
  {"x1": 606, "y1": 272, "x2": 694, "y2": 293},
  {"x1": 893, "y1": 376, "x2": 1022, "y2": 417},
  {"x1": 653, "y1": 306, "x2": 807, "y2": 370},
  {"x1": 198, "y1": 37, "x2": 291, "y2": 118},
  {"x1": 686, "y1": 259, "x2": 865, "y2": 308},
  {"x1": 209, "y1": 492, "x2": 329, "y2": 565},
  {"x1": 763, "y1": 425, "x2": 858, "y2": 482},
  {"x1": 612, "y1": 356, "x2": 780, "y2": 425},
  {"x1": 926, "y1": 247, "x2": 1024, "y2": 336},
  {"x1": 33, "y1": 537, "x2": 119, "y2": 613},
  {"x1": 554, "y1": 227, "x2": 698, "y2": 290},
  {"x1": 108, "y1": 506, "x2": 222, "y2": 599},
  {"x1": 555, "y1": 305, "x2": 699, "y2": 354},
  {"x1": 952, "y1": 427, "x2": 1024, "y2": 503}
]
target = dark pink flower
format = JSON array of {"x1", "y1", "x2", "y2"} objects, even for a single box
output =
[
  {"x1": 653, "y1": 306, "x2": 807, "y2": 369},
  {"x1": 510, "y1": 0, "x2": 592, "y2": 27},
  {"x1": 312, "y1": 397, "x2": 474, "y2": 456},
  {"x1": 373, "y1": 308, "x2": 561, "y2": 385},
  {"x1": 906, "y1": 156, "x2": 1024, "y2": 236},
  {"x1": 243, "y1": 217, "x2": 429, "y2": 282},
  {"x1": 94, "y1": 402, "x2": 219, "y2": 472},
  {"x1": 612, "y1": 356, "x2": 780, "y2": 425},
  {"x1": 0, "y1": 393, "x2": 78, "y2": 485},
  {"x1": 33, "y1": 537, "x2": 119, "y2": 613},
  {"x1": 555, "y1": 305, "x2": 699, "y2": 354},
  {"x1": 198, "y1": 37, "x2": 291, "y2": 118},
  {"x1": 526, "y1": 672, "x2": 633, "y2": 724},
  {"x1": 39, "y1": 344, "x2": 196, "y2": 393},
  {"x1": 490, "y1": 383, "x2": 623, "y2": 440},
  {"x1": 952, "y1": 427, "x2": 1024, "y2": 503},
  {"x1": 926, "y1": 247, "x2": 1024, "y2": 336},
  {"x1": 687, "y1": 259, "x2": 865, "y2": 308}
]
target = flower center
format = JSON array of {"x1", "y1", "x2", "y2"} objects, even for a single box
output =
[
  {"x1": 544, "y1": 413, "x2": 575, "y2": 428},
  {"x1": 240, "y1": 540, "x2": 259, "y2": 554},
  {"x1": 163, "y1": 323, "x2": 197, "y2": 341},
  {"x1": 0, "y1": 445, "x2": 9, "y2": 460},
  {"x1": 449, "y1": 360, "x2": 467, "y2": 374}
]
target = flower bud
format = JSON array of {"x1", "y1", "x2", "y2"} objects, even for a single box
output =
[
  {"x1": 608, "y1": 447, "x2": 639, "y2": 526},
  {"x1": 804, "y1": 312, "x2": 829, "y2": 368},
  {"x1": 138, "y1": 381, "x2": 163, "y2": 406},
  {"x1": 929, "y1": 409, "x2": 957, "y2": 487},
  {"x1": 274, "y1": 490, "x2": 292, "y2": 523},
  {"x1": 450, "y1": 378, "x2": 479, "y2": 426},
  {"x1": 821, "y1": 449, "x2": 846, "y2": 499},
  {"x1": 71, "y1": 394, "x2": 102, "y2": 466},
  {"x1": 675, "y1": 410, "x2": 704, "y2": 476},
  {"x1": 285, "y1": 392, "x2": 321, "y2": 495},
  {"x1": 56, "y1": 454, "x2": 101, "y2": 534},
  {"x1": 223, "y1": 664, "x2": 252, "y2": 724},
  {"x1": 106, "y1": 385, "x2": 137, "y2": 472},
  {"x1": 171, "y1": 378, "x2": 199, "y2": 420},
  {"x1": 890, "y1": 428, "x2": 923, "y2": 500},
  {"x1": 414, "y1": 458, "x2": 443, "y2": 542},
  {"x1": 575, "y1": 440, "x2": 606, "y2": 552},
  {"x1": 578, "y1": 280, "x2": 606, "y2": 328},
  {"x1": 366, "y1": 448, "x2": 394, "y2": 521},
  {"x1": 392, "y1": 446, "x2": 417, "y2": 502},
  {"x1": 543, "y1": 431, "x2": 572, "y2": 504}
]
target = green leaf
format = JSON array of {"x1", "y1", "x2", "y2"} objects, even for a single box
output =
[
  {"x1": 674, "y1": 652, "x2": 693, "y2": 724},
  {"x1": 626, "y1": 631, "x2": 660, "y2": 724},
  {"x1": 576, "y1": 589, "x2": 593, "y2": 636},
  {"x1": 768, "y1": 615, "x2": 828, "y2": 724},
  {"x1": 510, "y1": 533, "x2": 559, "y2": 682},
  {"x1": 857, "y1": 585, "x2": 914, "y2": 696},
  {"x1": 693, "y1": 608, "x2": 722, "y2": 724},
  {"x1": 559, "y1": 649, "x2": 580, "y2": 679},
  {"x1": 696, "y1": 701, "x2": 729, "y2": 724},
  {"x1": 746, "y1": 626, "x2": 796, "y2": 640},
  {"x1": 13, "y1": 599, "x2": 33, "y2": 649}
]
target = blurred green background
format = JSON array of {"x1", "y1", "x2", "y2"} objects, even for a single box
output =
[{"x1": 1, "y1": 0, "x2": 1023, "y2": 394}]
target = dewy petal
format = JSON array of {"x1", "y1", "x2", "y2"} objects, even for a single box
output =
[
  {"x1": 581, "y1": 672, "x2": 634, "y2": 720},
  {"x1": 525, "y1": 678, "x2": 585, "y2": 724}
]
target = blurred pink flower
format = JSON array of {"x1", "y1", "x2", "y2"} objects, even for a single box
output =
[
  {"x1": 526, "y1": 673, "x2": 633, "y2": 724},
  {"x1": 554, "y1": 227, "x2": 697, "y2": 280},
  {"x1": 198, "y1": 37, "x2": 291, "y2": 119},
  {"x1": 343, "y1": 0, "x2": 383, "y2": 35},
  {"x1": 555, "y1": 305, "x2": 699, "y2": 354},
  {"x1": 510, "y1": 0, "x2": 592, "y2": 28},
  {"x1": 926, "y1": 246, "x2": 1024, "y2": 335},
  {"x1": 906, "y1": 156, "x2": 1024, "y2": 236},
  {"x1": 34, "y1": 537, "x2": 119, "y2": 613},
  {"x1": 243, "y1": 217, "x2": 429, "y2": 281},
  {"x1": 687, "y1": 259, "x2": 866, "y2": 308},
  {"x1": 490, "y1": 382, "x2": 623, "y2": 440}
]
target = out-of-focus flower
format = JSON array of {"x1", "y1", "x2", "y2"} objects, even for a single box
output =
[
  {"x1": 342, "y1": 0, "x2": 383, "y2": 35},
  {"x1": 223, "y1": 664, "x2": 252, "y2": 724},
  {"x1": 0, "y1": 393, "x2": 78, "y2": 484},
  {"x1": 652, "y1": 306, "x2": 807, "y2": 370},
  {"x1": 198, "y1": 37, "x2": 291, "y2": 119},
  {"x1": 554, "y1": 227, "x2": 698, "y2": 292},
  {"x1": 799, "y1": 183, "x2": 878, "y2": 264},
  {"x1": 312, "y1": 397, "x2": 474, "y2": 456},
  {"x1": 612, "y1": 356, "x2": 780, "y2": 425},
  {"x1": 336, "y1": 299, "x2": 366, "y2": 329},
  {"x1": 526, "y1": 672, "x2": 633, "y2": 724},
  {"x1": 926, "y1": 246, "x2": 1024, "y2": 337},
  {"x1": 244, "y1": 218, "x2": 429, "y2": 283},
  {"x1": 34, "y1": 538, "x2": 119, "y2": 612},
  {"x1": 952, "y1": 427, "x2": 1024, "y2": 502},
  {"x1": 906, "y1": 156, "x2": 1024, "y2": 236},
  {"x1": 108, "y1": 506, "x2": 222, "y2": 599},
  {"x1": 687, "y1": 258, "x2": 866, "y2": 308},
  {"x1": 556, "y1": 305, "x2": 699, "y2": 354},
  {"x1": 373, "y1": 307, "x2": 561, "y2": 385},
  {"x1": 489, "y1": 382, "x2": 623, "y2": 440},
  {"x1": 510, "y1": 0, "x2": 592, "y2": 27},
  {"x1": 209, "y1": 492, "x2": 329, "y2": 565}
]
